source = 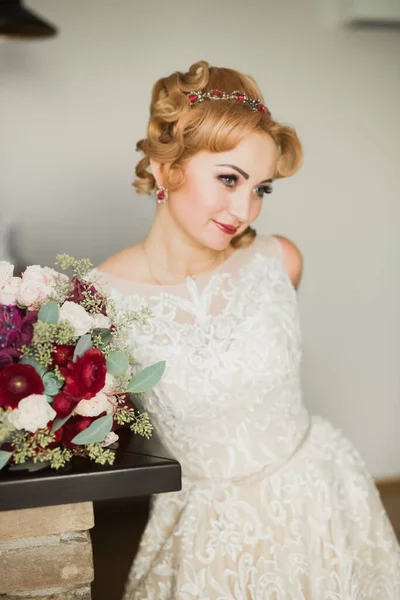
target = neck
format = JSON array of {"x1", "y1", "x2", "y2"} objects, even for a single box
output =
[{"x1": 143, "y1": 210, "x2": 231, "y2": 284}]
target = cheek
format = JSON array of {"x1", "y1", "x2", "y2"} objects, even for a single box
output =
[
  {"x1": 249, "y1": 199, "x2": 263, "y2": 221},
  {"x1": 176, "y1": 176, "x2": 228, "y2": 216}
]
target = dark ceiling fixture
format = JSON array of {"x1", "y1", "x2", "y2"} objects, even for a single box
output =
[{"x1": 0, "y1": 0, "x2": 58, "y2": 40}]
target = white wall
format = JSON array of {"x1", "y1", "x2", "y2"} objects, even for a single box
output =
[{"x1": 1, "y1": 0, "x2": 399, "y2": 478}]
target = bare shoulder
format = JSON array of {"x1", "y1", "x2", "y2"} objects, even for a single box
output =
[
  {"x1": 96, "y1": 243, "x2": 148, "y2": 282},
  {"x1": 273, "y1": 235, "x2": 303, "y2": 290}
]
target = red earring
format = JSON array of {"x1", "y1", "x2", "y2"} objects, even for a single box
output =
[{"x1": 155, "y1": 186, "x2": 168, "y2": 204}]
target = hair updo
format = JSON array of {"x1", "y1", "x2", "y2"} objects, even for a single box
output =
[{"x1": 134, "y1": 60, "x2": 302, "y2": 248}]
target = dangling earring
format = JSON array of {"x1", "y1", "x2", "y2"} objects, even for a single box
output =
[{"x1": 155, "y1": 185, "x2": 168, "y2": 204}]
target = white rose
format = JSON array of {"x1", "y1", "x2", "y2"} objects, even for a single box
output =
[
  {"x1": 74, "y1": 391, "x2": 113, "y2": 417},
  {"x1": 59, "y1": 301, "x2": 93, "y2": 336},
  {"x1": 0, "y1": 277, "x2": 22, "y2": 305},
  {"x1": 7, "y1": 394, "x2": 56, "y2": 433},
  {"x1": 101, "y1": 431, "x2": 119, "y2": 447},
  {"x1": 0, "y1": 261, "x2": 14, "y2": 289},
  {"x1": 18, "y1": 278, "x2": 52, "y2": 310},
  {"x1": 91, "y1": 313, "x2": 111, "y2": 329}
]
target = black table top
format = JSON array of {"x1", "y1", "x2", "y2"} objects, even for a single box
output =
[{"x1": 0, "y1": 428, "x2": 181, "y2": 511}]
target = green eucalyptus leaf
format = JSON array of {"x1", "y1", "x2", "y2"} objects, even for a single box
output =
[
  {"x1": 106, "y1": 351, "x2": 129, "y2": 377},
  {"x1": 38, "y1": 301, "x2": 59, "y2": 324},
  {"x1": 9, "y1": 461, "x2": 50, "y2": 472},
  {"x1": 73, "y1": 334, "x2": 92, "y2": 362},
  {"x1": 127, "y1": 361, "x2": 166, "y2": 394},
  {"x1": 0, "y1": 450, "x2": 12, "y2": 471},
  {"x1": 93, "y1": 328, "x2": 112, "y2": 346},
  {"x1": 51, "y1": 411, "x2": 74, "y2": 432},
  {"x1": 43, "y1": 372, "x2": 63, "y2": 398},
  {"x1": 71, "y1": 413, "x2": 113, "y2": 445},
  {"x1": 20, "y1": 356, "x2": 47, "y2": 378}
]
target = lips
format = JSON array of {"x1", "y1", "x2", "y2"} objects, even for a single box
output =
[{"x1": 213, "y1": 221, "x2": 239, "y2": 235}]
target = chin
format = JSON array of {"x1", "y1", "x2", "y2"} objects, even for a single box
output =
[{"x1": 200, "y1": 230, "x2": 237, "y2": 252}]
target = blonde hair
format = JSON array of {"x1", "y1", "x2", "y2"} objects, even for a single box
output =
[{"x1": 134, "y1": 60, "x2": 303, "y2": 248}]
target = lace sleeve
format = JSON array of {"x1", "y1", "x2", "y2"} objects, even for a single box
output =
[{"x1": 252, "y1": 234, "x2": 285, "y2": 264}]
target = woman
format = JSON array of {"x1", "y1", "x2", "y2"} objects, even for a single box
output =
[{"x1": 94, "y1": 61, "x2": 400, "y2": 599}]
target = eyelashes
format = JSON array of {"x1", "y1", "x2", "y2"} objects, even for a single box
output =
[
  {"x1": 218, "y1": 174, "x2": 239, "y2": 187},
  {"x1": 217, "y1": 174, "x2": 273, "y2": 197}
]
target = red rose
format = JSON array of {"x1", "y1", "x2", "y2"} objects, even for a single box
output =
[
  {"x1": 62, "y1": 348, "x2": 106, "y2": 400},
  {"x1": 62, "y1": 415, "x2": 93, "y2": 447},
  {"x1": 52, "y1": 392, "x2": 79, "y2": 418},
  {"x1": 52, "y1": 345, "x2": 75, "y2": 368},
  {"x1": 0, "y1": 364, "x2": 45, "y2": 409}
]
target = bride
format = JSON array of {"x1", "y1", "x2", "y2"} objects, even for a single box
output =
[{"x1": 94, "y1": 61, "x2": 400, "y2": 599}]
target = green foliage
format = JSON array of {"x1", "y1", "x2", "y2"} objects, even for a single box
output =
[
  {"x1": 38, "y1": 302, "x2": 59, "y2": 324},
  {"x1": 129, "y1": 411, "x2": 153, "y2": 439},
  {"x1": 0, "y1": 408, "x2": 13, "y2": 444},
  {"x1": 73, "y1": 334, "x2": 92, "y2": 361},
  {"x1": 48, "y1": 274, "x2": 73, "y2": 305},
  {"x1": 43, "y1": 372, "x2": 63, "y2": 398},
  {"x1": 21, "y1": 321, "x2": 76, "y2": 369},
  {"x1": 71, "y1": 414, "x2": 113, "y2": 445},
  {"x1": 106, "y1": 351, "x2": 129, "y2": 377},
  {"x1": 0, "y1": 451, "x2": 12, "y2": 471},
  {"x1": 10, "y1": 428, "x2": 56, "y2": 465},
  {"x1": 55, "y1": 254, "x2": 93, "y2": 279},
  {"x1": 84, "y1": 443, "x2": 115, "y2": 465},
  {"x1": 79, "y1": 289, "x2": 107, "y2": 315},
  {"x1": 127, "y1": 361, "x2": 166, "y2": 393}
]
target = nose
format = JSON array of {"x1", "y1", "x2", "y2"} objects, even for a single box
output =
[{"x1": 227, "y1": 189, "x2": 252, "y2": 223}]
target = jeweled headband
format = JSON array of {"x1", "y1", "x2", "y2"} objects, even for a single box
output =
[{"x1": 186, "y1": 89, "x2": 271, "y2": 117}]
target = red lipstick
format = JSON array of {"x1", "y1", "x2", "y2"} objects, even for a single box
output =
[{"x1": 213, "y1": 221, "x2": 239, "y2": 235}]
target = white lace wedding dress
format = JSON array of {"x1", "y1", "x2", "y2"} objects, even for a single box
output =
[{"x1": 93, "y1": 235, "x2": 400, "y2": 600}]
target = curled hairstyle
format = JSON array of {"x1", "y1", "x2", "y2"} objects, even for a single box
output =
[{"x1": 134, "y1": 61, "x2": 303, "y2": 248}]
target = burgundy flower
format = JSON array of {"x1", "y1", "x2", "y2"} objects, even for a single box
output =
[
  {"x1": 62, "y1": 415, "x2": 93, "y2": 447},
  {"x1": 68, "y1": 277, "x2": 107, "y2": 315},
  {"x1": 62, "y1": 348, "x2": 106, "y2": 400},
  {"x1": 0, "y1": 347, "x2": 21, "y2": 367},
  {"x1": 18, "y1": 311, "x2": 38, "y2": 348},
  {"x1": 52, "y1": 345, "x2": 75, "y2": 368},
  {"x1": 48, "y1": 425, "x2": 64, "y2": 446},
  {"x1": 52, "y1": 391, "x2": 79, "y2": 418},
  {"x1": 0, "y1": 305, "x2": 22, "y2": 349},
  {"x1": 0, "y1": 364, "x2": 45, "y2": 409}
]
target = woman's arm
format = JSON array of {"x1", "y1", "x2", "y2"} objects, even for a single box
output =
[{"x1": 274, "y1": 235, "x2": 303, "y2": 290}]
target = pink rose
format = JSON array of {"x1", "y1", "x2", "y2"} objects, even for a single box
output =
[
  {"x1": 101, "y1": 431, "x2": 119, "y2": 447},
  {"x1": 23, "y1": 265, "x2": 58, "y2": 286},
  {"x1": 17, "y1": 265, "x2": 67, "y2": 310},
  {"x1": 18, "y1": 278, "x2": 51, "y2": 310},
  {"x1": 0, "y1": 277, "x2": 22, "y2": 306},
  {"x1": 0, "y1": 261, "x2": 14, "y2": 289},
  {"x1": 74, "y1": 391, "x2": 114, "y2": 417}
]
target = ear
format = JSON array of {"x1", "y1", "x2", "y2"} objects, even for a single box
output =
[{"x1": 149, "y1": 159, "x2": 164, "y2": 187}]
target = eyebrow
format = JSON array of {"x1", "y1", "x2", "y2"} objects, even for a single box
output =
[{"x1": 216, "y1": 164, "x2": 272, "y2": 184}]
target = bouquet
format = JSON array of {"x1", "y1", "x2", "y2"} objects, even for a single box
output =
[{"x1": 0, "y1": 255, "x2": 164, "y2": 473}]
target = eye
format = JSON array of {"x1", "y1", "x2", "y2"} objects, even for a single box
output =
[
  {"x1": 253, "y1": 185, "x2": 273, "y2": 198},
  {"x1": 218, "y1": 174, "x2": 239, "y2": 188}
]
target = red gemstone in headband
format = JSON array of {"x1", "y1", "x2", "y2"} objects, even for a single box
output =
[{"x1": 186, "y1": 89, "x2": 271, "y2": 117}]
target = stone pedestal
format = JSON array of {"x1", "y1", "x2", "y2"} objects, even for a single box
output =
[{"x1": 0, "y1": 503, "x2": 94, "y2": 599}]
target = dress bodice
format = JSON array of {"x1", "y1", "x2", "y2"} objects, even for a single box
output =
[{"x1": 92, "y1": 235, "x2": 311, "y2": 481}]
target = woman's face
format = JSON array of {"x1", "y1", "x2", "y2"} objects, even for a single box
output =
[{"x1": 166, "y1": 131, "x2": 278, "y2": 250}]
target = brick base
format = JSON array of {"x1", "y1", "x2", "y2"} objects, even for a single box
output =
[
  {"x1": 0, "y1": 503, "x2": 94, "y2": 599},
  {"x1": 5, "y1": 586, "x2": 91, "y2": 599}
]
